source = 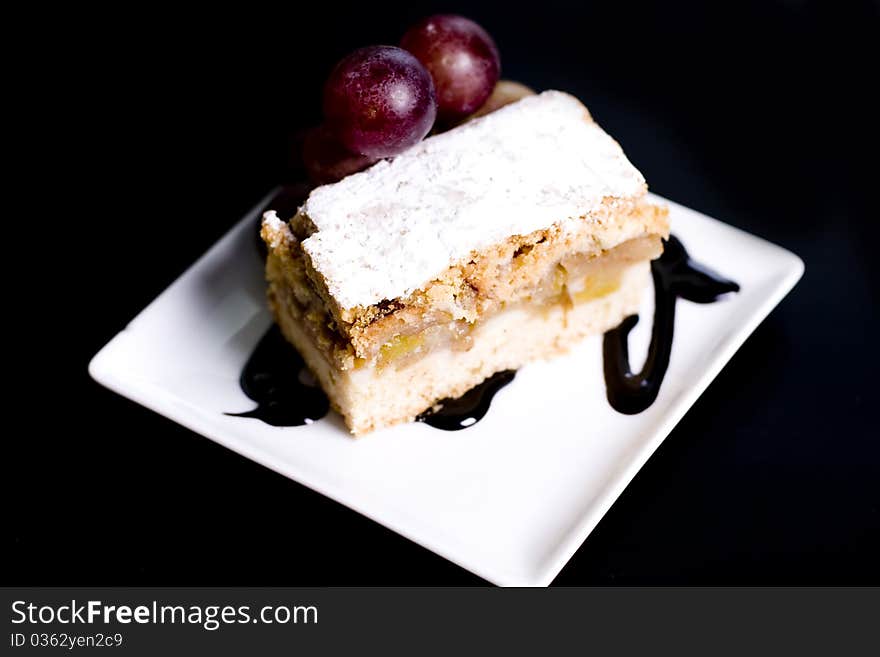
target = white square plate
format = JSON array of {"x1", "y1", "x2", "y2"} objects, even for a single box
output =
[{"x1": 89, "y1": 190, "x2": 803, "y2": 586}]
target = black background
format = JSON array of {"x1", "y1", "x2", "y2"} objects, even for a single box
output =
[{"x1": 8, "y1": 1, "x2": 878, "y2": 584}]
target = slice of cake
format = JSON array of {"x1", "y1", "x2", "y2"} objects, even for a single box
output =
[{"x1": 261, "y1": 90, "x2": 669, "y2": 435}]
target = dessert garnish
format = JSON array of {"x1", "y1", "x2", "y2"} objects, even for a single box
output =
[
  {"x1": 400, "y1": 14, "x2": 501, "y2": 124},
  {"x1": 603, "y1": 236, "x2": 740, "y2": 414},
  {"x1": 302, "y1": 126, "x2": 378, "y2": 187},
  {"x1": 322, "y1": 45, "x2": 437, "y2": 159},
  {"x1": 228, "y1": 14, "x2": 738, "y2": 435},
  {"x1": 417, "y1": 370, "x2": 516, "y2": 430},
  {"x1": 226, "y1": 326, "x2": 328, "y2": 426},
  {"x1": 304, "y1": 14, "x2": 504, "y2": 185}
]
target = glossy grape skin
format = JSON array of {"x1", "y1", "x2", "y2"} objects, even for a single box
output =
[
  {"x1": 302, "y1": 125, "x2": 377, "y2": 186},
  {"x1": 401, "y1": 14, "x2": 500, "y2": 123},
  {"x1": 322, "y1": 46, "x2": 437, "y2": 159}
]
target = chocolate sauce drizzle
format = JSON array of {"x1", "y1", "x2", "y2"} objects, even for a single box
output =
[
  {"x1": 602, "y1": 235, "x2": 739, "y2": 414},
  {"x1": 226, "y1": 325, "x2": 329, "y2": 426},
  {"x1": 233, "y1": 226, "x2": 736, "y2": 430},
  {"x1": 417, "y1": 370, "x2": 516, "y2": 430}
]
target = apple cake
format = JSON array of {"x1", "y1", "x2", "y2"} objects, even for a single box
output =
[{"x1": 261, "y1": 90, "x2": 669, "y2": 434}]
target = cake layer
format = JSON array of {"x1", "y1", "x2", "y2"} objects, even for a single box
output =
[
  {"x1": 262, "y1": 199, "x2": 668, "y2": 359},
  {"x1": 268, "y1": 260, "x2": 650, "y2": 435},
  {"x1": 290, "y1": 90, "x2": 652, "y2": 321},
  {"x1": 264, "y1": 207, "x2": 665, "y2": 365}
]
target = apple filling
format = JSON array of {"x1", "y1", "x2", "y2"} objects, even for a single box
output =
[
  {"x1": 269, "y1": 232, "x2": 660, "y2": 372},
  {"x1": 369, "y1": 235, "x2": 660, "y2": 369}
]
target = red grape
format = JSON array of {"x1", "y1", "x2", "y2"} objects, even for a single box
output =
[
  {"x1": 302, "y1": 125, "x2": 377, "y2": 186},
  {"x1": 322, "y1": 45, "x2": 437, "y2": 159},
  {"x1": 401, "y1": 14, "x2": 500, "y2": 123}
]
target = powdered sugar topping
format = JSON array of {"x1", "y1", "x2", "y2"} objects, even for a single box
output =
[{"x1": 300, "y1": 90, "x2": 646, "y2": 309}]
